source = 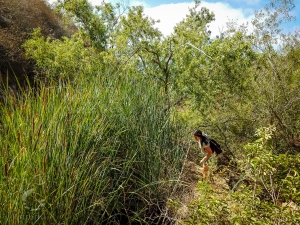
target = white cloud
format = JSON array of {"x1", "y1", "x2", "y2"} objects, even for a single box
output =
[
  {"x1": 46, "y1": 0, "x2": 255, "y2": 37},
  {"x1": 143, "y1": 3, "x2": 190, "y2": 36},
  {"x1": 47, "y1": 0, "x2": 107, "y2": 6},
  {"x1": 231, "y1": 0, "x2": 261, "y2": 6},
  {"x1": 129, "y1": 0, "x2": 149, "y2": 7},
  {"x1": 143, "y1": 1, "x2": 255, "y2": 37}
]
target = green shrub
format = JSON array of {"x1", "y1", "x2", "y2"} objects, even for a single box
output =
[
  {"x1": 23, "y1": 28, "x2": 103, "y2": 80},
  {"x1": 183, "y1": 126, "x2": 300, "y2": 225}
]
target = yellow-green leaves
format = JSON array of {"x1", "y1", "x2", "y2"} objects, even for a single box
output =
[{"x1": 23, "y1": 28, "x2": 103, "y2": 79}]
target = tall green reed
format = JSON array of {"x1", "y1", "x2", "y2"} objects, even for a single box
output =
[{"x1": 0, "y1": 75, "x2": 184, "y2": 224}]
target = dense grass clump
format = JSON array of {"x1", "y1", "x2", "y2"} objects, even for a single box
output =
[{"x1": 0, "y1": 75, "x2": 184, "y2": 224}]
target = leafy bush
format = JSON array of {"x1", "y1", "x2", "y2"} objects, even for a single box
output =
[
  {"x1": 243, "y1": 126, "x2": 300, "y2": 206},
  {"x1": 183, "y1": 126, "x2": 300, "y2": 225},
  {"x1": 23, "y1": 28, "x2": 103, "y2": 80}
]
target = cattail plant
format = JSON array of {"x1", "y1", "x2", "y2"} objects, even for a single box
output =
[{"x1": 0, "y1": 74, "x2": 184, "y2": 224}]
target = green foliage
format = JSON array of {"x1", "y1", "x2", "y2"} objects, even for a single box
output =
[
  {"x1": 243, "y1": 126, "x2": 300, "y2": 204},
  {"x1": 23, "y1": 28, "x2": 103, "y2": 79},
  {"x1": 6, "y1": 0, "x2": 300, "y2": 223},
  {"x1": 0, "y1": 0, "x2": 75, "y2": 90},
  {"x1": 171, "y1": 1, "x2": 214, "y2": 96},
  {"x1": 184, "y1": 127, "x2": 300, "y2": 224},
  {"x1": 184, "y1": 182, "x2": 230, "y2": 225},
  {"x1": 251, "y1": 0, "x2": 295, "y2": 49},
  {"x1": 55, "y1": 0, "x2": 118, "y2": 50},
  {"x1": 174, "y1": 0, "x2": 300, "y2": 158},
  {"x1": 108, "y1": 5, "x2": 178, "y2": 95},
  {"x1": 0, "y1": 75, "x2": 184, "y2": 224}
]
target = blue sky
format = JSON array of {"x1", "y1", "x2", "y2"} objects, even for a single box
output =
[{"x1": 48, "y1": 0, "x2": 300, "y2": 37}]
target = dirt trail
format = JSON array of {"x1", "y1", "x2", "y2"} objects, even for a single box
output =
[{"x1": 171, "y1": 159, "x2": 230, "y2": 224}]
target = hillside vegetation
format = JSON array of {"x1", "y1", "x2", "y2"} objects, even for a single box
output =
[
  {"x1": 0, "y1": 0, "x2": 300, "y2": 224},
  {"x1": 0, "y1": 0, "x2": 75, "y2": 89}
]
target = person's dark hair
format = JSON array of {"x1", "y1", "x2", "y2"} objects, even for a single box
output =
[{"x1": 194, "y1": 130, "x2": 202, "y2": 138}]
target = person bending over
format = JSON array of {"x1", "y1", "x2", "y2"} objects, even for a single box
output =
[{"x1": 194, "y1": 130, "x2": 213, "y2": 166}]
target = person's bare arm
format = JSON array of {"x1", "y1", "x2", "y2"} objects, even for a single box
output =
[{"x1": 200, "y1": 146, "x2": 213, "y2": 165}]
